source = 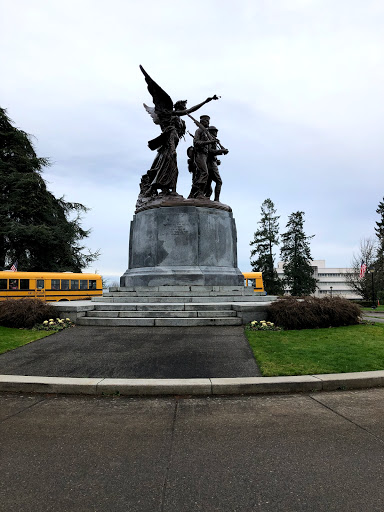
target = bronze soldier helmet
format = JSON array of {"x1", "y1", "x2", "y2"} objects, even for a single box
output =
[{"x1": 208, "y1": 126, "x2": 218, "y2": 132}]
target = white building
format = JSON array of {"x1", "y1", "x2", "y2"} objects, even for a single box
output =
[{"x1": 276, "y1": 260, "x2": 361, "y2": 299}]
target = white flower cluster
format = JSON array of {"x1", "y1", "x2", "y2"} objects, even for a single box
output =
[
  {"x1": 250, "y1": 320, "x2": 274, "y2": 327},
  {"x1": 43, "y1": 318, "x2": 65, "y2": 326},
  {"x1": 248, "y1": 320, "x2": 281, "y2": 331},
  {"x1": 38, "y1": 318, "x2": 73, "y2": 331}
]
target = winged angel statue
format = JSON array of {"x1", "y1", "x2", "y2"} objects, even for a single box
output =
[{"x1": 137, "y1": 65, "x2": 218, "y2": 206}]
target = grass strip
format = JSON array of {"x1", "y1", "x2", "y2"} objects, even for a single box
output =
[
  {"x1": 246, "y1": 323, "x2": 384, "y2": 376},
  {"x1": 362, "y1": 306, "x2": 384, "y2": 312},
  {"x1": 0, "y1": 326, "x2": 54, "y2": 355}
]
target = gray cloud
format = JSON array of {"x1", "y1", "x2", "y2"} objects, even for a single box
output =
[{"x1": 1, "y1": 0, "x2": 383, "y2": 277}]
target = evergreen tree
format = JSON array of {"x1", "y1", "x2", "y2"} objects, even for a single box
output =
[
  {"x1": 0, "y1": 107, "x2": 99, "y2": 271},
  {"x1": 375, "y1": 198, "x2": 384, "y2": 246},
  {"x1": 374, "y1": 198, "x2": 384, "y2": 296},
  {"x1": 375, "y1": 198, "x2": 384, "y2": 272},
  {"x1": 280, "y1": 211, "x2": 317, "y2": 296},
  {"x1": 250, "y1": 198, "x2": 283, "y2": 295}
]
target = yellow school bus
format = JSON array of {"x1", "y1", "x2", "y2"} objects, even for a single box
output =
[
  {"x1": 0, "y1": 271, "x2": 103, "y2": 302},
  {"x1": 243, "y1": 272, "x2": 264, "y2": 292}
]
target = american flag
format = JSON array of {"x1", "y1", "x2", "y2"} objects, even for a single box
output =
[
  {"x1": 359, "y1": 261, "x2": 367, "y2": 279},
  {"x1": 10, "y1": 260, "x2": 18, "y2": 272}
]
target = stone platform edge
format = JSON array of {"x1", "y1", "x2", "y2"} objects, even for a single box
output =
[{"x1": 2, "y1": 371, "x2": 384, "y2": 396}]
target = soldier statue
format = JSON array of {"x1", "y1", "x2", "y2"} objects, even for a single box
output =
[{"x1": 138, "y1": 66, "x2": 219, "y2": 201}]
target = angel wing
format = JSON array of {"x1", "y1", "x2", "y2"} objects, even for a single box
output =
[
  {"x1": 143, "y1": 103, "x2": 160, "y2": 125},
  {"x1": 140, "y1": 65, "x2": 174, "y2": 115}
]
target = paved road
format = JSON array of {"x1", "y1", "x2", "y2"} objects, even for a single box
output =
[
  {"x1": 2, "y1": 388, "x2": 384, "y2": 511},
  {"x1": 0, "y1": 326, "x2": 261, "y2": 378}
]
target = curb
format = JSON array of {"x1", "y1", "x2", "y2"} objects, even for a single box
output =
[{"x1": 2, "y1": 371, "x2": 384, "y2": 396}]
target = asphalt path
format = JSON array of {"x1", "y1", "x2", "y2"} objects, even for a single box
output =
[
  {"x1": 2, "y1": 389, "x2": 384, "y2": 511},
  {"x1": 0, "y1": 326, "x2": 261, "y2": 379}
]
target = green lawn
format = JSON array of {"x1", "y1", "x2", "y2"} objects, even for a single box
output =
[
  {"x1": 362, "y1": 305, "x2": 384, "y2": 312},
  {"x1": 0, "y1": 326, "x2": 54, "y2": 355},
  {"x1": 246, "y1": 323, "x2": 384, "y2": 376}
]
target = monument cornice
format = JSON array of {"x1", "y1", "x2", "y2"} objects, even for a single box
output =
[{"x1": 135, "y1": 195, "x2": 232, "y2": 213}]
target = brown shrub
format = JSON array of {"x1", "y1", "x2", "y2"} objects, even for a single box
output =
[
  {"x1": 0, "y1": 299, "x2": 58, "y2": 329},
  {"x1": 267, "y1": 296, "x2": 362, "y2": 330}
]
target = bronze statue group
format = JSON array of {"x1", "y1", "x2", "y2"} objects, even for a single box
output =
[{"x1": 138, "y1": 66, "x2": 228, "y2": 206}]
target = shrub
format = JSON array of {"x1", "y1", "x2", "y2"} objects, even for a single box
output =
[
  {"x1": 267, "y1": 296, "x2": 362, "y2": 330},
  {"x1": 0, "y1": 299, "x2": 58, "y2": 329},
  {"x1": 352, "y1": 300, "x2": 376, "y2": 308}
]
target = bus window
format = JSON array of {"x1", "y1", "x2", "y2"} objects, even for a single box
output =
[
  {"x1": 36, "y1": 279, "x2": 44, "y2": 289},
  {"x1": 0, "y1": 279, "x2": 7, "y2": 290},
  {"x1": 20, "y1": 279, "x2": 30, "y2": 290},
  {"x1": 51, "y1": 280, "x2": 60, "y2": 290},
  {"x1": 61, "y1": 280, "x2": 69, "y2": 290},
  {"x1": 80, "y1": 280, "x2": 88, "y2": 290},
  {"x1": 89, "y1": 280, "x2": 97, "y2": 290},
  {"x1": 71, "y1": 280, "x2": 79, "y2": 290},
  {"x1": 9, "y1": 279, "x2": 18, "y2": 290}
]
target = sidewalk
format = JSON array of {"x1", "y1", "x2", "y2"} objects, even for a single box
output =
[
  {"x1": 363, "y1": 312, "x2": 384, "y2": 323},
  {"x1": 3, "y1": 390, "x2": 384, "y2": 511}
]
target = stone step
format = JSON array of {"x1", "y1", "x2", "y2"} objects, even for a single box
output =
[
  {"x1": 92, "y1": 296, "x2": 273, "y2": 304},
  {"x1": 93, "y1": 303, "x2": 234, "y2": 311},
  {"x1": 103, "y1": 290, "x2": 261, "y2": 298},
  {"x1": 85, "y1": 310, "x2": 238, "y2": 318},
  {"x1": 76, "y1": 317, "x2": 243, "y2": 327}
]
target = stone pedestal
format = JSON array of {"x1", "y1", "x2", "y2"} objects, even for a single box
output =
[{"x1": 120, "y1": 205, "x2": 244, "y2": 287}]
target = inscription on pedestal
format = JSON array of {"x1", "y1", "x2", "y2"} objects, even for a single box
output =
[{"x1": 170, "y1": 223, "x2": 189, "y2": 237}]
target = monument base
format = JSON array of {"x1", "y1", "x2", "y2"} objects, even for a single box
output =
[
  {"x1": 120, "y1": 266, "x2": 243, "y2": 287},
  {"x1": 120, "y1": 205, "x2": 244, "y2": 287}
]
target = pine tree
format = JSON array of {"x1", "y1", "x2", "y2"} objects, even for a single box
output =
[
  {"x1": 280, "y1": 211, "x2": 317, "y2": 296},
  {"x1": 0, "y1": 107, "x2": 99, "y2": 271},
  {"x1": 375, "y1": 198, "x2": 384, "y2": 244},
  {"x1": 250, "y1": 198, "x2": 283, "y2": 295},
  {"x1": 374, "y1": 198, "x2": 384, "y2": 297}
]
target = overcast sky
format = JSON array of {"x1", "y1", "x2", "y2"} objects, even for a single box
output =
[{"x1": 1, "y1": 0, "x2": 383, "y2": 282}]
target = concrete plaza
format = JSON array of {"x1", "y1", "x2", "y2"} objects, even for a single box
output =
[{"x1": 2, "y1": 389, "x2": 384, "y2": 511}]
